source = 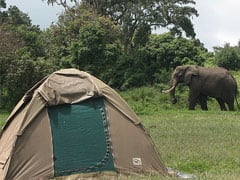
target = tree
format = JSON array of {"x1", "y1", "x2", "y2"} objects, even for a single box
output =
[
  {"x1": 0, "y1": 24, "x2": 25, "y2": 107},
  {"x1": 84, "y1": 0, "x2": 198, "y2": 51},
  {"x1": 0, "y1": 0, "x2": 7, "y2": 10},
  {"x1": 111, "y1": 33, "x2": 208, "y2": 89},
  {"x1": 0, "y1": 0, "x2": 7, "y2": 24},
  {"x1": 143, "y1": 33, "x2": 206, "y2": 66},
  {"x1": 44, "y1": 0, "x2": 77, "y2": 9},
  {"x1": 45, "y1": 4, "x2": 122, "y2": 83},
  {"x1": 0, "y1": 0, "x2": 6, "y2": 9},
  {"x1": 132, "y1": 33, "x2": 207, "y2": 85},
  {"x1": 0, "y1": 5, "x2": 54, "y2": 109},
  {"x1": 214, "y1": 43, "x2": 240, "y2": 70},
  {"x1": 45, "y1": 0, "x2": 198, "y2": 51}
]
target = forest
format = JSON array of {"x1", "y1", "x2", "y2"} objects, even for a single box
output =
[{"x1": 1, "y1": 0, "x2": 240, "y2": 110}]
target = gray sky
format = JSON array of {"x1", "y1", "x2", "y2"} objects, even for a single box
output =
[
  {"x1": 7, "y1": 0, "x2": 63, "y2": 28},
  {"x1": 193, "y1": 0, "x2": 240, "y2": 51},
  {"x1": 7, "y1": 0, "x2": 240, "y2": 51}
]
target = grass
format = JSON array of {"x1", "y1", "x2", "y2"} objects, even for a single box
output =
[
  {"x1": 119, "y1": 86, "x2": 240, "y2": 179},
  {"x1": 140, "y1": 110, "x2": 240, "y2": 179},
  {"x1": 1, "y1": 86, "x2": 240, "y2": 179},
  {"x1": 0, "y1": 111, "x2": 8, "y2": 128}
]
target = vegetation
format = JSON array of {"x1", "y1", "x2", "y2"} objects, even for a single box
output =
[
  {"x1": 46, "y1": 0, "x2": 199, "y2": 44},
  {"x1": 1, "y1": 85, "x2": 240, "y2": 179},
  {"x1": 1, "y1": 1, "x2": 240, "y2": 178},
  {"x1": 117, "y1": 72, "x2": 240, "y2": 179},
  {"x1": 1, "y1": 0, "x2": 240, "y2": 111},
  {"x1": 0, "y1": 111, "x2": 8, "y2": 128},
  {"x1": 0, "y1": 0, "x2": 205, "y2": 110},
  {"x1": 140, "y1": 110, "x2": 240, "y2": 180},
  {"x1": 214, "y1": 43, "x2": 240, "y2": 70},
  {"x1": 120, "y1": 72, "x2": 240, "y2": 115}
]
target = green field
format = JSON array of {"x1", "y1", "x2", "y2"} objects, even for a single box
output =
[
  {"x1": 140, "y1": 110, "x2": 240, "y2": 180},
  {"x1": 119, "y1": 86, "x2": 240, "y2": 179},
  {"x1": 1, "y1": 87, "x2": 240, "y2": 179}
]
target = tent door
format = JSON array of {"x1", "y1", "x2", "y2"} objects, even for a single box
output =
[{"x1": 48, "y1": 98, "x2": 115, "y2": 176}]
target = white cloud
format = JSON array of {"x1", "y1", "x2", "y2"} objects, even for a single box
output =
[
  {"x1": 194, "y1": 0, "x2": 240, "y2": 50},
  {"x1": 215, "y1": 32, "x2": 240, "y2": 47}
]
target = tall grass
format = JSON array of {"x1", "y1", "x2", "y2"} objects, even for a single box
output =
[{"x1": 119, "y1": 85, "x2": 224, "y2": 115}]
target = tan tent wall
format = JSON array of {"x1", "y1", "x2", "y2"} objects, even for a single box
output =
[
  {"x1": 5, "y1": 108, "x2": 54, "y2": 179},
  {"x1": 38, "y1": 70, "x2": 100, "y2": 105},
  {"x1": 38, "y1": 69, "x2": 141, "y2": 124},
  {"x1": 1, "y1": 76, "x2": 48, "y2": 133},
  {"x1": 0, "y1": 97, "x2": 25, "y2": 135},
  {"x1": 0, "y1": 104, "x2": 29, "y2": 180},
  {"x1": 105, "y1": 101, "x2": 167, "y2": 175}
]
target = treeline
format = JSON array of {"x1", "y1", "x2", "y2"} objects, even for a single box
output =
[{"x1": 1, "y1": 1, "x2": 240, "y2": 110}]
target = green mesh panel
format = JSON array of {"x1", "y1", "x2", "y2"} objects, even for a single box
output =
[{"x1": 48, "y1": 98, "x2": 115, "y2": 176}]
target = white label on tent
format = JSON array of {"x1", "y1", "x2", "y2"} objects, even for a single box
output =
[{"x1": 132, "y1": 158, "x2": 142, "y2": 166}]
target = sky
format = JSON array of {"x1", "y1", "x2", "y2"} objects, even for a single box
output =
[
  {"x1": 6, "y1": 0, "x2": 240, "y2": 51},
  {"x1": 193, "y1": 0, "x2": 240, "y2": 51},
  {"x1": 7, "y1": 0, "x2": 64, "y2": 28}
]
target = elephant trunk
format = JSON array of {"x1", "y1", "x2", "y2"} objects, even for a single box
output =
[
  {"x1": 170, "y1": 87, "x2": 177, "y2": 104},
  {"x1": 162, "y1": 78, "x2": 178, "y2": 104}
]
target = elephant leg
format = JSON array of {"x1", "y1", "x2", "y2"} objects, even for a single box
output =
[
  {"x1": 198, "y1": 94, "x2": 208, "y2": 110},
  {"x1": 226, "y1": 99, "x2": 235, "y2": 111},
  {"x1": 188, "y1": 91, "x2": 199, "y2": 110},
  {"x1": 216, "y1": 98, "x2": 227, "y2": 111},
  {"x1": 188, "y1": 101, "x2": 196, "y2": 110}
]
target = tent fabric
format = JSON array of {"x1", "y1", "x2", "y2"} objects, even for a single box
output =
[
  {"x1": 5, "y1": 108, "x2": 54, "y2": 179},
  {"x1": 105, "y1": 101, "x2": 166, "y2": 174},
  {"x1": 48, "y1": 98, "x2": 115, "y2": 176},
  {"x1": 0, "y1": 68, "x2": 168, "y2": 179},
  {"x1": 0, "y1": 104, "x2": 28, "y2": 173},
  {"x1": 37, "y1": 69, "x2": 140, "y2": 124}
]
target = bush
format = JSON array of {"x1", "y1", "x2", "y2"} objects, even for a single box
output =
[
  {"x1": 215, "y1": 44, "x2": 240, "y2": 70},
  {"x1": 119, "y1": 86, "x2": 189, "y2": 115}
]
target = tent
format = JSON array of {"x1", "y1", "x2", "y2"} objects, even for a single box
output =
[{"x1": 0, "y1": 68, "x2": 168, "y2": 179}]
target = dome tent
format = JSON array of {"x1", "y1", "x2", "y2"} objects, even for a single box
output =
[{"x1": 0, "y1": 69, "x2": 168, "y2": 179}]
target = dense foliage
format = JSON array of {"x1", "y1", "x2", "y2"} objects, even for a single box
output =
[
  {"x1": 46, "y1": 0, "x2": 198, "y2": 50},
  {"x1": 0, "y1": 0, "x2": 240, "y2": 111},
  {"x1": 0, "y1": 5, "x2": 55, "y2": 109},
  {"x1": 214, "y1": 43, "x2": 240, "y2": 70}
]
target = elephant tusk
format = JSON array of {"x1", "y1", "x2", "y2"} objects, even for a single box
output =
[{"x1": 162, "y1": 86, "x2": 175, "y2": 93}]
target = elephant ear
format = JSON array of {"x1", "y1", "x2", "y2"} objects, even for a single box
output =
[{"x1": 184, "y1": 65, "x2": 199, "y2": 85}]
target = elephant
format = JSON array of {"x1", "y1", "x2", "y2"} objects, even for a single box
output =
[{"x1": 163, "y1": 65, "x2": 239, "y2": 111}]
